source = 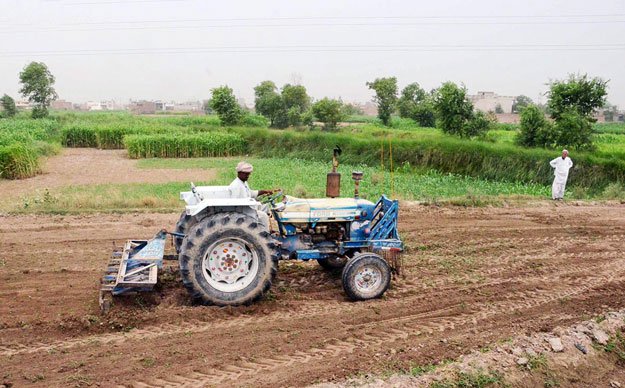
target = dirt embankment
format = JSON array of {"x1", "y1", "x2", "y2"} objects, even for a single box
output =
[{"x1": 2, "y1": 203, "x2": 625, "y2": 387}]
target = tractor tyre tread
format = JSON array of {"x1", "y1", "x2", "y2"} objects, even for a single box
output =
[
  {"x1": 179, "y1": 212, "x2": 278, "y2": 306},
  {"x1": 341, "y1": 252, "x2": 391, "y2": 301}
]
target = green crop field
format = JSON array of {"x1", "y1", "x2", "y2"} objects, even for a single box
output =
[
  {"x1": 9, "y1": 156, "x2": 552, "y2": 214},
  {"x1": 1, "y1": 111, "x2": 625, "y2": 212}
]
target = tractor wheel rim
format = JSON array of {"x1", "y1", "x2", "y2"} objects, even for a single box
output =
[
  {"x1": 354, "y1": 265, "x2": 382, "y2": 293},
  {"x1": 202, "y1": 237, "x2": 259, "y2": 293}
]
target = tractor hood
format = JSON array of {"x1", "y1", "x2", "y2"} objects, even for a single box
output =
[{"x1": 278, "y1": 197, "x2": 375, "y2": 223}]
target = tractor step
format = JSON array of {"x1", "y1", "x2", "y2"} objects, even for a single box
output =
[{"x1": 99, "y1": 230, "x2": 168, "y2": 313}]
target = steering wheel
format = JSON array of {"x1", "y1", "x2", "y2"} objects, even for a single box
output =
[{"x1": 258, "y1": 190, "x2": 284, "y2": 205}]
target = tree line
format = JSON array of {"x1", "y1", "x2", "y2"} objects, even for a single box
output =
[
  {"x1": 207, "y1": 73, "x2": 608, "y2": 150},
  {"x1": 0, "y1": 61, "x2": 612, "y2": 151}
]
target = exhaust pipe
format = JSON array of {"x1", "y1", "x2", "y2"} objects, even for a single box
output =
[{"x1": 326, "y1": 146, "x2": 341, "y2": 198}]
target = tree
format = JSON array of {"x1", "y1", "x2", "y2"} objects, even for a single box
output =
[
  {"x1": 209, "y1": 86, "x2": 242, "y2": 126},
  {"x1": 366, "y1": 77, "x2": 398, "y2": 126},
  {"x1": 254, "y1": 81, "x2": 288, "y2": 128},
  {"x1": 547, "y1": 74, "x2": 608, "y2": 120},
  {"x1": 433, "y1": 82, "x2": 475, "y2": 137},
  {"x1": 281, "y1": 84, "x2": 310, "y2": 127},
  {"x1": 511, "y1": 95, "x2": 533, "y2": 113},
  {"x1": 464, "y1": 111, "x2": 494, "y2": 137},
  {"x1": 397, "y1": 83, "x2": 436, "y2": 127},
  {"x1": 545, "y1": 74, "x2": 608, "y2": 149},
  {"x1": 397, "y1": 83, "x2": 426, "y2": 118},
  {"x1": 281, "y1": 84, "x2": 309, "y2": 111},
  {"x1": 516, "y1": 104, "x2": 553, "y2": 147},
  {"x1": 553, "y1": 109, "x2": 594, "y2": 150},
  {"x1": 312, "y1": 98, "x2": 345, "y2": 131},
  {"x1": 19, "y1": 62, "x2": 57, "y2": 118},
  {"x1": 0, "y1": 94, "x2": 17, "y2": 118},
  {"x1": 494, "y1": 104, "x2": 504, "y2": 114}
]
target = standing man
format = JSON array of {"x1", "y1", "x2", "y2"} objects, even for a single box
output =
[{"x1": 549, "y1": 149, "x2": 573, "y2": 200}]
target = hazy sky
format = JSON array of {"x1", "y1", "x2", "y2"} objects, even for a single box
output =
[{"x1": 1, "y1": 0, "x2": 624, "y2": 108}]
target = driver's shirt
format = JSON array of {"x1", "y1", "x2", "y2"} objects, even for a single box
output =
[{"x1": 229, "y1": 177, "x2": 259, "y2": 199}]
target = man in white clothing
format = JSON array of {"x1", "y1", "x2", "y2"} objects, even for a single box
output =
[
  {"x1": 229, "y1": 161, "x2": 274, "y2": 199},
  {"x1": 229, "y1": 161, "x2": 275, "y2": 227},
  {"x1": 549, "y1": 149, "x2": 573, "y2": 200}
]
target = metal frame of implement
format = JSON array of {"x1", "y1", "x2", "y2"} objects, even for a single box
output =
[{"x1": 99, "y1": 230, "x2": 169, "y2": 312}]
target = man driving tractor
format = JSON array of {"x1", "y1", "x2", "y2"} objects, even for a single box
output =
[
  {"x1": 229, "y1": 161, "x2": 277, "y2": 227},
  {"x1": 229, "y1": 161, "x2": 275, "y2": 199}
]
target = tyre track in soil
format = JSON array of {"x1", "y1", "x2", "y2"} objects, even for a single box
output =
[
  {"x1": 0, "y1": 234, "x2": 619, "y2": 358},
  {"x1": 0, "y1": 242, "x2": 606, "y2": 357},
  {"x1": 129, "y1": 253, "x2": 625, "y2": 388},
  {"x1": 2, "y1": 207, "x2": 624, "y2": 387}
]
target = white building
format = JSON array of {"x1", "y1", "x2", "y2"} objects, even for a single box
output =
[{"x1": 469, "y1": 91, "x2": 515, "y2": 114}]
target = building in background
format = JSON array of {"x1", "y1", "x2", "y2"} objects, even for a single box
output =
[
  {"x1": 470, "y1": 91, "x2": 515, "y2": 114},
  {"x1": 51, "y1": 99, "x2": 73, "y2": 110},
  {"x1": 130, "y1": 100, "x2": 157, "y2": 115},
  {"x1": 173, "y1": 101, "x2": 202, "y2": 113},
  {"x1": 15, "y1": 100, "x2": 31, "y2": 109}
]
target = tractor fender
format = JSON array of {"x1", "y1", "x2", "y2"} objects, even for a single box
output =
[{"x1": 185, "y1": 198, "x2": 260, "y2": 217}]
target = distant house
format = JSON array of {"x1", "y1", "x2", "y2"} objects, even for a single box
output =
[
  {"x1": 173, "y1": 101, "x2": 202, "y2": 113},
  {"x1": 469, "y1": 91, "x2": 515, "y2": 114},
  {"x1": 360, "y1": 102, "x2": 378, "y2": 116},
  {"x1": 85, "y1": 101, "x2": 103, "y2": 111},
  {"x1": 15, "y1": 100, "x2": 31, "y2": 109},
  {"x1": 51, "y1": 99, "x2": 73, "y2": 110},
  {"x1": 130, "y1": 100, "x2": 157, "y2": 115}
]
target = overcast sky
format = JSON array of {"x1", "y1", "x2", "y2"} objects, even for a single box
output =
[{"x1": 1, "y1": 0, "x2": 624, "y2": 108}]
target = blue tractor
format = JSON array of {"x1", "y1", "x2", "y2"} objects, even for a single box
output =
[{"x1": 99, "y1": 155, "x2": 403, "y2": 309}]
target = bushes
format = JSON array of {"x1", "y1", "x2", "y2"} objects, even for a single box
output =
[
  {"x1": 233, "y1": 127, "x2": 625, "y2": 190},
  {"x1": 61, "y1": 125, "x2": 98, "y2": 147},
  {"x1": 0, "y1": 143, "x2": 40, "y2": 179},
  {"x1": 517, "y1": 105, "x2": 552, "y2": 148},
  {"x1": 125, "y1": 133, "x2": 245, "y2": 158},
  {"x1": 62, "y1": 123, "x2": 192, "y2": 149},
  {"x1": 240, "y1": 113, "x2": 269, "y2": 128},
  {"x1": 517, "y1": 105, "x2": 596, "y2": 151},
  {"x1": 0, "y1": 119, "x2": 61, "y2": 179}
]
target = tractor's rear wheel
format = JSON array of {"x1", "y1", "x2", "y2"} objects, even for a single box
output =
[
  {"x1": 179, "y1": 212, "x2": 279, "y2": 306},
  {"x1": 341, "y1": 253, "x2": 391, "y2": 301},
  {"x1": 317, "y1": 255, "x2": 348, "y2": 270},
  {"x1": 173, "y1": 211, "x2": 194, "y2": 254}
]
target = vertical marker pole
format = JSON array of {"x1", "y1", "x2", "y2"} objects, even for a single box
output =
[{"x1": 390, "y1": 136, "x2": 394, "y2": 198}]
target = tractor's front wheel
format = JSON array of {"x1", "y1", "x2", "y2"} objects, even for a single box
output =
[
  {"x1": 179, "y1": 212, "x2": 279, "y2": 306},
  {"x1": 341, "y1": 253, "x2": 391, "y2": 301}
]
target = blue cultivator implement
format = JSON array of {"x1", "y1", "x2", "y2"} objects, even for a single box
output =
[{"x1": 99, "y1": 230, "x2": 169, "y2": 313}]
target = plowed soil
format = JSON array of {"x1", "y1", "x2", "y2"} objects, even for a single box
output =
[{"x1": 2, "y1": 203, "x2": 625, "y2": 387}]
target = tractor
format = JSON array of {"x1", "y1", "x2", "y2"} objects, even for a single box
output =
[{"x1": 99, "y1": 152, "x2": 403, "y2": 310}]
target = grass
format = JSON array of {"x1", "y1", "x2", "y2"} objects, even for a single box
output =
[
  {"x1": 0, "y1": 118, "x2": 61, "y2": 179},
  {"x1": 125, "y1": 133, "x2": 245, "y2": 158},
  {"x1": 231, "y1": 126, "x2": 625, "y2": 191},
  {"x1": 2, "y1": 111, "x2": 625, "y2": 197},
  {"x1": 6, "y1": 156, "x2": 552, "y2": 213},
  {"x1": 429, "y1": 370, "x2": 505, "y2": 388},
  {"x1": 138, "y1": 157, "x2": 551, "y2": 200},
  {"x1": 0, "y1": 143, "x2": 40, "y2": 179}
]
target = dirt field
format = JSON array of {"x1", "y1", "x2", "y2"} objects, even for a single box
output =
[
  {"x1": 0, "y1": 148, "x2": 213, "y2": 206},
  {"x1": 2, "y1": 202, "x2": 625, "y2": 387}
]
